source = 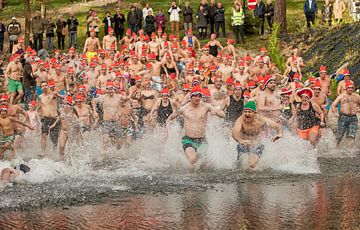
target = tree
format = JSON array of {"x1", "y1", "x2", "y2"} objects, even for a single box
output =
[
  {"x1": 24, "y1": 0, "x2": 31, "y2": 46},
  {"x1": 274, "y1": 0, "x2": 286, "y2": 33}
]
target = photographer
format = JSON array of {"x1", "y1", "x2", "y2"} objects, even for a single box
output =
[
  {"x1": 7, "y1": 17, "x2": 21, "y2": 53},
  {"x1": 168, "y1": 1, "x2": 181, "y2": 35},
  {"x1": 103, "y1": 11, "x2": 114, "y2": 35},
  {"x1": 67, "y1": 13, "x2": 79, "y2": 49}
]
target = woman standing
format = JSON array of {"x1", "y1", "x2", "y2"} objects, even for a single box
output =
[
  {"x1": 168, "y1": 1, "x2": 181, "y2": 35},
  {"x1": 145, "y1": 10, "x2": 156, "y2": 37},
  {"x1": 333, "y1": 0, "x2": 346, "y2": 23},
  {"x1": 56, "y1": 15, "x2": 67, "y2": 50},
  {"x1": 196, "y1": 5, "x2": 208, "y2": 40},
  {"x1": 231, "y1": 3, "x2": 245, "y2": 44}
]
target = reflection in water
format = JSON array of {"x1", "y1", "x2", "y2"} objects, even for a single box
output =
[{"x1": 0, "y1": 177, "x2": 359, "y2": 229}]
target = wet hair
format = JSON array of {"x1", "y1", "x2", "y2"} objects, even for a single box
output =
[{"x1": 14, "y1": 164, "x2": 31, "y2": 174}]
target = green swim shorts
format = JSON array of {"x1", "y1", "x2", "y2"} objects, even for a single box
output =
[{"x1": 8, "y1": 78, "x2": 23, "y2": 93}]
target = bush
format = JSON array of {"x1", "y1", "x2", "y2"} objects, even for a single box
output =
[{"x1": 267, "y1": 23, "x2": 285, "y2": 72}]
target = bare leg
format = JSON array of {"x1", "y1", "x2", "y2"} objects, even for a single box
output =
[
  {"x1": 309, "y1": 130, "x2": 319, "y2": 146},
  {"x1": 58, "y1": 130, "x2": 68, "y2": 160},
  {"x1": 14, "y1": 90, "x2": 24, "y2": 104},
  {"x1": 0, "y1": 168, "x2": 12, "y2": 187},
  {"x1": 248, "y1": 153, "x2": 260, "y2": 168},
  {"x1": 9, "y1": 92, "x2": 16, "y2": 105},
  {"x1": 40, "y1": 134, "x2": 48, "y2": 157},
  {"x1": 184, "y1": 147, "x2": 197, "y2": 167}
]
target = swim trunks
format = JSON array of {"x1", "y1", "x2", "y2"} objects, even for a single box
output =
[
  {"x1": 182, "y1": 136, "x2": 207, "y2": 152},
  {"x1": 120, "y1": 127, "x2": 133, "y2": 138},
  {"x1": 237, "y1": 143, "x2": 265, "y2": 160},
  {"x1": 1, "y1": 135, "x2": 15, "y2": 145},
  {"x1": 101, "y1": 120, "x2": 121, "y2": 137},
  {"x1": 297, "y1": 125, "x2": 319, "y2": 140},
  {"x1": 86, "y1": 51, "x2": 97, "y2": 63},
  {"x1": 8, "y1": 78, "x2": 23, "y2": 93},
  {"x1": 41, "y1": 117, "x2": 57, "y2": 135},
  {"x1": 326, "y1": 97, "x2": 331, "y2": 111},
  {"x1": 337, "y1": 113, "x2": 358, "y2": 140}
]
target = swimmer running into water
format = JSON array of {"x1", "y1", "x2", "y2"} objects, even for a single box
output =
[{"x1": 232, "y1": 101, "x2": 283, "y2": 169}]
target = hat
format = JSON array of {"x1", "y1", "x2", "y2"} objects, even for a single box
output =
[
  {"x1": 312, "y1": 80, "x2": 321, "y2": 89},
  {"x1": 343, "y1": 69, "x2": 350, "y2": 76},
  {"x1": 296, "y1": 88, "x2": 313, "y2": 99},
  {"x1": 134, "y1": 76, "x2": 142, "y2": 82},
  {"x1": 319, "y1": 65, "x2": 327, "y2": 73},
  {"x1": 191, "y1": 79, "x2": 200, "y2": 86},
  {"x1": 67, "y1": 67, "x2": 75, "y2": 73},
  {"x1": 190, "y1": 85, "x2": 202, "y2": 98},
  {"x1": 0, "y1": 105, "x2": 8, "y2": 111},
  {"x1": 202, "y1": 88, "x2": 211, "y2": 98},
  {"x1": 293, "y1": 73, "x2": 300, "y2": 81},
  {"x1": 161, "y1": 88, "x2": 170, "y2": 96},
  {"x1": 65, "y1": 95, "x2": 73, "y2": 105},
  {"x1": 101, "y1": 64, "x2": 107, "y2": 69},
  {"x1": 105, "y1": 81, "x2": 114, "y2": 89},
  {"x1": 225, "y1": 77, "x2": 234, "y2": 86},
  {"x1": 280, "y1": 88, "x2": 292, "y2": 95},
  {"x1": 233, "y1": 83, "x2": 243, "y2": 90},
  {"x1": 126, "y1": 29, "x2": 131, "y2": 35},
  {"x1": 148, "y1": 53, "x2": 156, "y2": 59},
  {"x1": 228, "y1": 39, "x2": 235, "y2": 44},
  {"x1": 239, "y1": 61, "x2": 245, "y2": 68},
  {"x1": 243, "y1": 101, "x2": 256, "y2": 112},
  {"x1": 108, "y1": 27, "x2": 114, "y2": 33},
  {"x1": 69, "y1": 47, "x2": 75, "y2": 53},
  {"x1": 75, "y1": 94, "x2": 85, "y2": 101},
  {"x1": 346, "y1": 81, "x2": 354, "y2": 89},
  {"x1": 243, "y1": 91, "x2": 250, "y2": 98},
  {"x1": 182, "y1": 84, "x2": 190, "y2": 91},
  {"x1": 29, "y1": 100, "x2": 37, "y2": 107},
  {"x1": 0, "y1": 94, "x2": 9, "y2": 102},
  {"x1": 260, "y1": 47, "x2": 267, "y2": 52},
  {"x1": 78, "y1": 85, "x2": 86, "y2": 91},
  {"x1": 245, "y1": 54, "x2": 252, "y2": 61},
  {"x1": 248, "y1": 80, "x2": 256, "y2": 89},
  {"x1": 295, "y1": 81, "x2": 303, "y2": 90},
  {"x1": 48, "y1": 80, "x2": 55, "y2": 88},
  {"x1": 262, "y1": 75, "x2": 274, "y2": 91},
  {"x1": 12, "y1": 17, "x2": 16, "y2": 20}
]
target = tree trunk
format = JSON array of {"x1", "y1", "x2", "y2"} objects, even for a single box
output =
[
  {"x1": 0, "y1": 0, "x2": 5, "y2": 9},
  {"x1": 24, "y1": 0, "x2": 31, "y2": 46},
  {"x1": 274, "y1": 0, "x2": 287, "y2": 33},
  {"x1": 40, "y1": 0, "x2": 47, "y2": 19}
]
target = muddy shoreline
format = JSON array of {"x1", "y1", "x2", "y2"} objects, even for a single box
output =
[{"x1": 0, "y1": 156, "x2": 359, "y2": 213}]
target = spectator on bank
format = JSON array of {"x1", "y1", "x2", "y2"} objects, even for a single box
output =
[
  {"x1": 7, "y1": 17, "x2": 21, "y2": 53},
  {"x1": 23, "y1": 57, "x2": 35, "y2": 107},
  {"x1": 31, "y1": 11, "x2": 45, "y2": 51},
  {"x1": 67, "y1": 13, "x2": 79, "y2": 49},
  {"x1": 0, "y1": 17, "x2": 5, "y2": 53},
  {"x1": 214, "y1": 2, "x2": 226, "y2": 38},
  {"x1": 136, "y1": 5, "x2": 143, "y2": 31},
  {"x1": 145, "y1": 10, "x2": 156, "y2": 36},
  {"x1": 56, "y1": 15, "x2": 67, "y2": 50},
  {"x1": 168, "y1": 1, "x2": 181, "y2": 35},
  {"x1": 196, "y1": 5, "x2": 208, "y2": 40},
  {"x1": 45, "y1": 16, "x2": 56, "y2": 51},
  {"x1": 208, "y1": 0, "x2": 217, "y2": 36},
  {"x1": 143, "y1": 3, "x2": 153, "y2": 27},
  {"x1": 231, "y1": 3, "x2": 245, "y2": 44},
  {"x1": 114, "y1": 8, "x2": 126, "y2": 40},
  {"x1": 128, "y1": 5, "x2": 140, "y2": 33},
  {"x1": 321, "y1": 0, "x2": 332, "y2": 26},
  {"x1": 183, "y1": 1, "x2": 194, "y2": 33},
  {"x1": 349, "y1": 0, "x2": 360, "y2": 22},
  {"x1": 265, "y1": 0, "x2": 275, "y2": 33},
  {"x1": 254, "y1": 0, "x2": 266, "y2": 37},
  {"x1": 87, "y1": 10, "x2": 100, "y2": 36},
  {"x1": 155, "y1": 9, "x2": 166, "y2": 33},
  {"x1": 333, "y1": 0, "x2": 346, "y2": 23},
  {"x1": 304, "y1": 0, "x2": 318, "y2": 29},
  {"x1": 103, "y1": 11, "x2": 114, "y2": 35}
]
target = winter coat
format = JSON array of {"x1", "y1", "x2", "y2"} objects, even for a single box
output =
[
  {"x1": 196, "y1": 11, "x2": 208, "y2": 28},
  {"x1": 31, "y1": 16, "x2": 45, "y2": 34},
  {"x1": 333, "y1": 0, "x2": 346, "y2": 19},
  {"x1": 145, "y1": 15, "x2": 156, "y2": 33},
  {"x1": 155, "y1": 13, "x2": 166, "y2": 28},
  {"x1": 214, "y1": 7, "x2": 225, "y2": 22},
  {"x1": 67, "y1": 17, "x2": 79, "y2": 32},
  {"x1": 127, "y1": 11, "x2": 139, "y2": 25},
  {"x1": 168, "y1": 6, "x2": 181, "y2": 22},
  {"x1": 56, "y1": 19, "x2": 67, "y2": 34},
  {"x1": 254, "y1": 2, "x2": 266, "y2": 18},
  {"x1": 103, "y1": 16, "x2": 114, "y2": 33},
  {"x1": 304, "y1": 0, "x2": 318, "y2": 14},
  {"x1": 45, "y1": 21, "x2": 56, "y2": 36},
  {"x1": 183, "y1": 7, "x2": 193, "y2": 23},
  {"x1": 114, "y1": 13, "x2": 126, "y2": 33},
  {"x1": 321, "y1": 3, "x2": 333, "y2": 21},
  {"x1": 0, "y1": 23, "x2": 5, "y2": 39}
]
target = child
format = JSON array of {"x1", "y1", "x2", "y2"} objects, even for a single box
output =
[
  {"x1": 27, "y1": 101, "x2": 41, "y2": 134},
  {"x1": 0, "y1": 105, "x2": 33, "y2": 159}
]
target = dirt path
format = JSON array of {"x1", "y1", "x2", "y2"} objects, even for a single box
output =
[{"x1": 48, "y1": 0, "x2": 119, "y2": 15}]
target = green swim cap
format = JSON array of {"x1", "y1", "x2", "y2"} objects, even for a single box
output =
[{"x1": 243, "y1": 101, "x2": 257, "y2": 112}]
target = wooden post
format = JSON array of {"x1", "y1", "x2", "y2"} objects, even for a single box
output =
[
  {"x1": 274, "y1": 0, "x2": 287, "y2": 33},
  {"x1": 24, "y1": 0, "x2": 31, "y2": 46}
]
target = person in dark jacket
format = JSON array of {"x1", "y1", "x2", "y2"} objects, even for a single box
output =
[
  {"x1": 214, "y1": 2, "x2": 226, "y2": 38},
  {"x1": 31, "y1": 11, "x2": 45, "y2": 51},
  {"x1": 145, "y1": 10, "x2": 156, "y2": 36},
  {"x1": 265, "y1": 0, "x2": 274, "y2": 33},
  {"x1": 304, "y1": 0, "x2": 318, "y2": 29},
  {"x1": 254, "y1": 0, "x2": 266, "y2": 37},
  {"x1": 56, "y1": 15, "x2": 67, "y2": 50},
  {"x1": 103, "y1": 11, "x2": 114, "y2": 36},
  {"x1": 0, "y1": 17, "x2": 5, "y2": 53},
  {"x1": 23, "y1": 57, "x2": 36, "y2": 108},
  {"x1": 128, "y1": 5, "x2": 139, "y2": 33},
  {"x1": 155, "y1": 9, "x2": 166, "y2": 33},
  {"x1": 67, "y1": 13, "x2": 79, "y2": 49},
  {"x1": 183, "y1": 1, "x2": 193, "y2": 33},
  {"x1": 208, "y1": 0, "x2": 217, "y2": 36},
  {"x1": 114, "y1": 8, "x2": 126, "y2": 40},
  {"x1": 45, "y1": 17, "x2": 55, "y2": 51},
  {"x1": 196, "y1": 5, "x2": 208, "y2": 40},
  {"x1": 136, "y1": 6, "x2": 143, "y2": 32}
]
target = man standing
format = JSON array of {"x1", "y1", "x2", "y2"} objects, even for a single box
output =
[
  {"x1": 67, "y1": 13, "x2": 79, "y2": 49},
  {"x1": 5, "y1": 54, "x2": 23, "y2": 104},
  {"x1": 214, "y1": 2, "x2": 226, "y2": 38},
  {"x1": 257, "y1": 76, "x2": 282, "y2": 122},
  {"x1": 31, "y1": 11, "x2": 45, "y2": 51},
  {"x1": 114, "y1": 8, "x2": 126, "y2": 40},
  {"x1": 7, "y1": 17, "x2": 21, "y2": 52},
  {"x1": 166, "y1": 86, "x2": 225, "y2": 167},
  {"x1": 331, "y1": 82, "x2": 360, "y2": 147},
  {"x1": 304, "y1": 0, "x2": 318, "y2": 29},
  {"x1": 254, "y1": 0, "x2": 266, "y2": 38},
  {"x1": 83, "y1": 29, "x2": 101, "y2": 62}
]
